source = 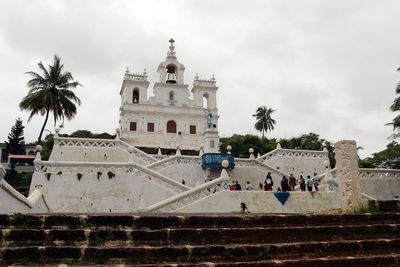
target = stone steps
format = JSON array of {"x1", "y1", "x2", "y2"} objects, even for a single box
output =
[
  {"x1": 2, "y1": 223, "x2": 400, "y2": 247},
  {"x1": 0, "y1": 213, "x2": 399, "y2": 265},
  {"x1": 1, "y1": 239, "x2": 400, "y2": 265},
  {"x1": 2, "y1": 213, "x2": 400, "y2": 229}
]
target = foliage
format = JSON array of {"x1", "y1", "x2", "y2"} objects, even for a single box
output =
[
  {"x1": 70, "y1": 130, "x2": 94, "y2": 138},
  {"x1": 358, "y1": 158, "x2": 376, "y2": 168},
  {"x1": 259, "y1": 245, "x2": 271, "y2": 259},
  {"x1": 107, "y1": 171, "x2": 116, "y2": 179},
  {"x1": 3, "y1": 171, "x2": 32, "y2": 197},
  {"x1": 351, "y1": 201, "x2": 377, "y2": 214},
  {"x1": 41, "y1": 134, "x2": 54, "y2": 161},
  {"x1": 19, "y1": 55, "x2": 82, "y2": 144},
  {"x1": 365, "y1": 141, "x2": 400, "y2": 169},
  {"x1": 280, "y1": 133, "x2": 335, "y2": 168},
  {"x1": 4, "y1": 118, "x2": 26, "y2": 159},
  {"x1": 387, "y1": 67, "x2": 400, "y2": 131},
  {"x1": 220, "y1": 134, "x2": 276, "y2": 158},
  {"x1": 253, "y1": 106, "x2": 276, "y2": 154}
]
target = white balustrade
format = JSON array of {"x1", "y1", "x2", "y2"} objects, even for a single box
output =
[
  {"x1": 359, "y1": 168, "x2": 400, "y2": 179},
  {"x1": 34, "y1": 159, "x2": 190, "y2": 193},
  {"x1": 143, "y1": 172, "x2": 230, "y2": 213},
  {"x1": 257, "y1": 148, "x2": 328, "y2": 162}
]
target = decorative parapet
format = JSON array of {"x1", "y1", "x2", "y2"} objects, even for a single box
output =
[
  {"x1": 359, "y1": 168, "x2": 400, "y2": 179},
  {"x1": 34, "y1": 159, "x2": 190, "y2": 193},
  {"x1": 146, "y1": 155, "x2": 202, "y2": 170},
  {"x1": 142, "y1": 170, "x2": 230, "y2": 213},
  {"x1": 193, "y1": 74, "x2": 216, "y2": 88},
  {"x1": 54, "y1": 136, "x2": 120, "y2": 148},
  {"x1": 201, "y1": 153, "x2": 235, "y2": 169},
  {"x1": 257, "y1": 148, "x2": 328, "y2": 162},
  {"x1": 53, "y1": 136, "x2": 157, "y2": 165},
  {"x1": 124, "y1": 68, "x2": 148, "y2": 82}
]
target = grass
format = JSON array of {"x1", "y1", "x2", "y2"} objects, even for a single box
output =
[
  {"x1": 259, "y1": 245, "x2": 271, "y2": 260},
  {"x1": 351, "y1": 200, "x2": 377, "y2": 214},
  {"x1": 107, "y1": 171, "x2": 116, "y2": 179}
]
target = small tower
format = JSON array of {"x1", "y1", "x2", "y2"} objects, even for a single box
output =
[
  {"x1": 192, "y1": 74, "x2": 218, "y2": 110},
  {"x1": 157, "y1": 38, "x2": 185, "y2": 85},
  {"x1": 120, "y1": 67, "x2": 149, "y2": 104}
]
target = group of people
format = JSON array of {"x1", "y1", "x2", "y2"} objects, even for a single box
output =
[
  {"x1": 229, "y1": 181, "x2": 254, "y2": 191},
  {"x1": 265, "y1": 172, "x2": 320, "y2": 192}
]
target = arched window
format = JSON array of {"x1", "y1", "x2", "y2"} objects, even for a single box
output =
[
  {"x1": 169, "y1": 91, "x2": 175, "y2": 100},
  {"x1": 203, "y1": 93, "x2": 209, "y2": 109},
  {"x1": 132, "y1": 88, "x2": 139, "y2": 103},
  {"x1": 166, "y1": 120, "x2": 177, "y2": 133}
]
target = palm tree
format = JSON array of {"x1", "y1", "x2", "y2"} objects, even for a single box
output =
[
  {"x1": 252, "y1": 106, "x2": 276, "y2": 155},
  {"x1": 388, "y1": 67, "x2": 400, "y2": 130},
  {"x1": 20, "y1": 55, "x2": 82, "y2": 144}
]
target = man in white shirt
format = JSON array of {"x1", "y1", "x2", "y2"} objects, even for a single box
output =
[{"x1": 246, "y1": 181, "x2": 254, "y2": 190}]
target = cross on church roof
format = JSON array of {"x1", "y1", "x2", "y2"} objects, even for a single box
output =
[{"x1": 169, "y1": 38, "x2": 175, "y2": 45}]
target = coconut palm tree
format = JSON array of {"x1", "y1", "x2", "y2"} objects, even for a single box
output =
[
  {"x1": 253, "y1": 106, "x2": 276, "y2": 154},
  {"x1": 20, "y1": 55, "x2": 82, "y2": 144},
  {"x1": 389, "y1": 67, "x2": 400, "y2": 130}
]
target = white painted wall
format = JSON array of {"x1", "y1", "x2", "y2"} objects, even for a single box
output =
[
  {"x1": 176, "y1": 191, "x2": 340, "y2": 213},
  {"x1": 264, "y1": 152, "x2": 327, "y2": 178},
  {"x1": 29, "y1": 171, "x2": 176, "y2": 213},
  {"x1": 360, "y1": 178, "x2": 400, "y2": 200}
]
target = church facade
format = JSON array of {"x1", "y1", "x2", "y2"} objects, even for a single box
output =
[{"x1": 119, "y1": 39, "x2": 220, "y2": 153}]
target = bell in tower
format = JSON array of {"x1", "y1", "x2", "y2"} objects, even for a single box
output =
[{"x1": 166, "y1": 64, "x2": 177, "y2": 84}]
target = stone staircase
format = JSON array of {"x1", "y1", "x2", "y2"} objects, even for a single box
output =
[{"x1": 1, "y1": 213, "x2": 400, "y2": 266}]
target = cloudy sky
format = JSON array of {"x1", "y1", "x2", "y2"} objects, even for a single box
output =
[{"x1": 0, "y1": 0, "x2": 399, "y2": 158}]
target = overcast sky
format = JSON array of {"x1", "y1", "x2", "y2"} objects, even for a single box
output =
[{"x1": 0, "y1": 0, "x2": 399, "y2": 158}]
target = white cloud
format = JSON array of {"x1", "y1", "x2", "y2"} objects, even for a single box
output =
[{"x1": 0, "y1": 0, "x2": 399, "y2": 159}]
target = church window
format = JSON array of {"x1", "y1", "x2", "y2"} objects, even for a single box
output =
[
  {"x1": 130, "y1": 122, "x2": 137, "y2": 131},
  {"x1": 169, "y1": 91, "x2": 175, "y2": 100},
  {"x1": 190, "y1": 125, "x2": 196, "y2": 134},
  {"x1": 203, "y1": 93, "x2": 209, "y2": 109},
  {"x1": 210, "y1": 140, "x2": 215, "y2": 148},
  {"x1": 147, "y1": 123, "x2": 154, "y2": 132},
  {"x1": 166, "y1": 120, "x2": 177, "y2": 133},
  {"x1": 133, "y1": 88, "x2": 139, "y2": 103}
]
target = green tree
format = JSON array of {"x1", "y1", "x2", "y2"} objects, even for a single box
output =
[
  {"x1": 370, "y1": 141, "x2": 400, "y2": 169},
  {"x1": 4, "y1": 118, "x2": 26, "y2": 155},
  {"x1": 252, "y1": 106, "x2": 276, "y2": 154},
  {"x1": 388, "y1": 67, "x2": 400, "y2": 131},
  {"x1": 19, "y1": 55, "x2": 82, "y2": 144},
  {"x1": 70, "y1": 130, "x2": 94, "y2": 138}
]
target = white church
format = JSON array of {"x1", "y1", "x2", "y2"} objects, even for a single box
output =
[
  {"x1": 0, "y1": 39, "x2": 398, "y2": 214},
  {"x1": 119, "y1": 38, "x2": 219, "y2": 155}
]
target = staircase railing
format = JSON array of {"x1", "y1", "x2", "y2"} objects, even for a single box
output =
[
  {"x1": 146, "y1": 155, "x2": 202, "y2": 170},
  {"x1": 257, "y1": 148, "x2": 328, "y2": 162},
  {"x1": 53, "y1": 136, "x2": 157, "y2": 165},
  {"x1": 141, "y1": 170, "x2": 230, "y2": 213},
  {"x1": 34, "y1": 159, "x2": 191, "y2": 193}
]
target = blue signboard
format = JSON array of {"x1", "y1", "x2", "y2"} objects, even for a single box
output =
[{"x1": 201, "y1": 153, "x2": 235, "y2": 169}]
